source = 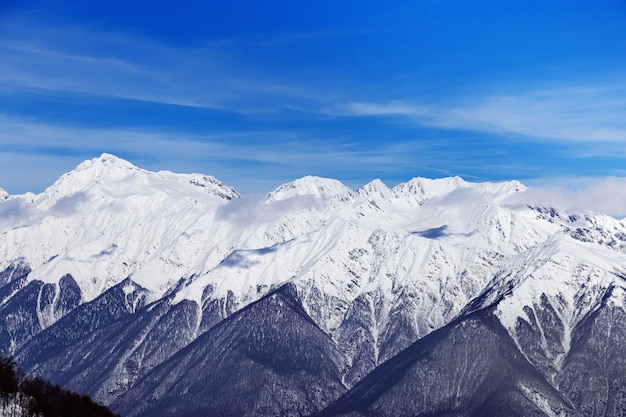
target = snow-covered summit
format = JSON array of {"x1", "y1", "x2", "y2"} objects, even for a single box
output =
[
  {"x1": 0, "y1": 187, "x2": 8, "y2": 201},
  {"x1": 82, "y1": 152, "x2": 135, "y2": 169},
  {"x1": 41, "y1": 153, "x2": 239, "y2": 205},
  {"x1": 357, "y1": 179, "x2": 393, "y2": 200},
  {"x1": 49, "y1": 153, "x2": 138, "y2": 190},
  {"x1": 392, "y1": 176, "x2": 526, "y2": 204},
  {"x1": 392, "y1": 176, "x2": 465, "y2": 199},
  {"x1": 265, "y1": 175, "x2": 354, "y2": 203},
  {"x1": 263, "y1": 176, "x2": 525, "y2": 208}
]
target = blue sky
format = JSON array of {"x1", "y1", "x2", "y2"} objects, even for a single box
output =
[{"x1": 1, "y1": 0, "x2": 626, "y2": 206}]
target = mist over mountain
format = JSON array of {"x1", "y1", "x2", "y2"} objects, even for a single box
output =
[{"x1": 1, "y1": 154, "x2": 626, "y2": 416}]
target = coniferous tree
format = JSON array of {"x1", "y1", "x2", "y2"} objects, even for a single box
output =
[
  {"x1": 0, "y1": 353, "x2": 19, "y2": 411},
  {"x1": 1, "y1": 352, "x2": 119, "y2": 417},
  {"x1": 0, "y1": 354, "x2": 19, "y2": 395}
]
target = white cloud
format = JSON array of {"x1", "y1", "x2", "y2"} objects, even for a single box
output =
[
  {"x1": 345, "y1": 102, "x2": 431, "y2": 117},
  {"x1": 50, "y1": 192, "x2": 89, "y2": 216},
  {"x1": 505, "y1": 177, "x2": 626, "y2": 218},
  {"x1": 215, "y1": 194, "x2": 319, "y2": 228},
  {"x1": 0, "y1": 198, "x2": 32, "y2": 221},
  {"x1": 342, "y1": 84, "x2": 626, "y2": 144}
]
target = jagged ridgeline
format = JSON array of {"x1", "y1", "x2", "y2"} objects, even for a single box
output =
[
  {"x1": 0, "y1": 353, "x2": 119, "y2": 417},
  {"x1": 2, "y1": 154, "x2": 626, "y2": 416}
]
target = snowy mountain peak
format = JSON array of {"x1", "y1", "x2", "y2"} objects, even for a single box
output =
[
  {"x1": 392, "y1": 176, "x2": 526, "y2": 204},
  {"x1": 476, "y1": 179, "x2": 527, "y2": 202},
  {"x1": 0, "y1": 187, "x2": 8, "y2": 201},
  {"x1": 265, "y1": 175, "x2": 354, "y2": 202},
  {"x1": 86, "y1": 153, "x2": 136, "y2": 169},
  {"x1": 357, "y1": 179, "x2": 392, "y2": 199},
  {"x1": 44, "y1": 153, "x2": 146, "y2": 198},
  {"x1": 69, "y1": 153, "x2": 140, "y2": 180},
  {"x1": 42, "y1": 154, "x2": 238, "y2": 203},
  {"x1": 392, "y1": 176, "x2": 467, "y2": 202}
]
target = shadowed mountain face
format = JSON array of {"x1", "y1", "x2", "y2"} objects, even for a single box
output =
[
  {"x1": 315, "y1": 288, "x2": 626, "y2": 417},
  {"x1": 556, "y1": 287, "x2": 626, "y2": 416},
  {"x1": 16, "y1": 280, "x2": 199, "y2": 405},
  {"x1": 315, "y1": 309, "x2": 581, "y2": 417},
  {"x1": 0, "y1": 262, "x2": 35, "y2": 354},
  {"x1": 8, "y1": 268, "x2": 626, "y2": 417},
  {"x1": 112, "y1": 284, "x2": 347, "y2": 417},
  {"x1": 0, "y1": 271, "x2": 80, "y2": 356}
]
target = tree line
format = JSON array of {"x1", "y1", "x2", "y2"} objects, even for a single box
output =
[{"x1": 1, "y1": 353, "x2": 119, "y2": 417}]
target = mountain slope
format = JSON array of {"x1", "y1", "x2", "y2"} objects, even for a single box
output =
[
  {"x1": 112, "y1": 283, "x2": 346, "y2": 417},
  {"x1": 16, "y1": 282, "x2": 196, "y2": 405},
  {"x1": 316, "y1": 231, "x2": 626, "y2": 417},
  {"x1": 316, "y1": 308, "x2": 580, "y2": 417},
  {"x1": 557, "y1": 286, "x2": 626, "y2": 416}
]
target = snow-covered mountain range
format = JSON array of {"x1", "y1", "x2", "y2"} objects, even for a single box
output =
[{"x1": 2, "y1": 154, "x2": 626, "y2": 416}]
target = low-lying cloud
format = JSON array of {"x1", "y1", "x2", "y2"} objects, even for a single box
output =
[
  {"x1": 215, "y1": 193, "x2": 319, "y2": 228},
  {"x1": 505, "y1": 177, "x2": 626, "y2": 219},
  {"x1": 0, "y1": 192, "x2": 89, "y2": 227},
  {"x1": 0, "y1": 198, "x2": 32, "y2": 221},
  {"x1": 50, "y1": 192, "x2": 88, "y2": 216}
]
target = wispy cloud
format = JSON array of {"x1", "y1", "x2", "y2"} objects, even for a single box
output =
[
  {"x1": 343, "y1": 102, "x2": 431, "y2": 117},
  {"x1": 0, "y1": 39, "x2": 227, "y2": 110},
  {"x1": 0, "y1": 19, "x2": 332, "y2": 114},
  {"x1": 341, "y1": 85, "x2": 626, "y2": 144}
]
